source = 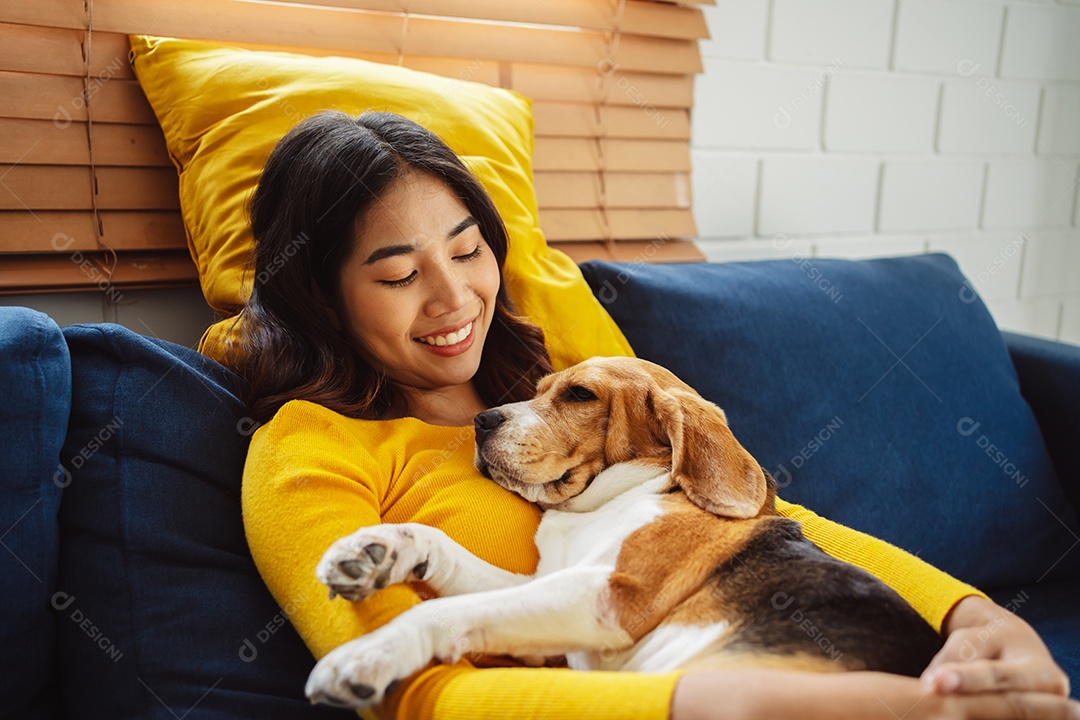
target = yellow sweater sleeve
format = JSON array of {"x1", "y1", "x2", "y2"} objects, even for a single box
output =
[
  {"x1": 241, "y1": 401, "x2": 680, "y2": 720},
  {"x1": 776, "y1": 498, "x2": 987, "y2": 632}
]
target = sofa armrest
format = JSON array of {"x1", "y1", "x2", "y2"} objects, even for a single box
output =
[{"x1": 1003, "y1": 331, "x2": 1080, "y2": 516}]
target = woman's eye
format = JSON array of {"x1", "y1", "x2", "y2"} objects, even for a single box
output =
[
  {"x1": 454, "y1": 245, "x2": 482, "y2": 262},
  {"x1": 380, "y1": 271, "x2": 417, "y2": 288}
]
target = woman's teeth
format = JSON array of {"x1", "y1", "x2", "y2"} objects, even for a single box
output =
[{"x1": 417, "y1": 322, "x2": 473, "y2": 347}]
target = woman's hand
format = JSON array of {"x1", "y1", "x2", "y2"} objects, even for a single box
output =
[
  {"x1": 671, "y1": 669, "x2": 1080, "y2": 720},
  {"x1": 924, "y1": 595, "x2": 1071, "y2": 696}
]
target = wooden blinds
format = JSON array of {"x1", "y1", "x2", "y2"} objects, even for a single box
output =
[{"x1": 0, "y1": 0, "x2": 708, "y2": 294}]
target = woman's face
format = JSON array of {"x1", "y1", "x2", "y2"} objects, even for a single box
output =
[{"x1": 333, "y1": 171, "x2": 501, "y2": 395}]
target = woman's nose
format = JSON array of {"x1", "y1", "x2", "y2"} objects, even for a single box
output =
[{"x1": 425, "y1": 261, "x2": 471, "y2": 314}]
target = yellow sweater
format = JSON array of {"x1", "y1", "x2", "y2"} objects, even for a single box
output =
[{"x1": 242, "y1": 399, "x2": 984, "y2": 720}]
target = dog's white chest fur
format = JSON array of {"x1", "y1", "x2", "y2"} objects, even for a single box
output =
[
  {"x1": 530, "y1": 463, "x2": 725, "y2": 672},
  {"x1": 534, "y1": 463, "x2": 668, "y2": 576}
]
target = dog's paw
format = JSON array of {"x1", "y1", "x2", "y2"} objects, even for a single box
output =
[
  {"x1": 305, "y1": 624, "x2": 434, "y2": 710},
  {"x1": 316, "y1": 524, "x2": 431, "y2": 602}
]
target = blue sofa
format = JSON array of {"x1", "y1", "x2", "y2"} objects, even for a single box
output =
[{"x1": 2, "y1": 253, "x2": 1077, "y2": 718}]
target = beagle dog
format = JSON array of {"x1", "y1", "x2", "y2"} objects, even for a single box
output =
[{"x1": 306, "y1": 357, "x2": 943, "y2": 708}]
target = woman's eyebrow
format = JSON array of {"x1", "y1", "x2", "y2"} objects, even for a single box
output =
[
  {"x1": 363, "y1": 217, "x2": 477, "y2": 265},
  {"x1": 364, "y1": 243, "x2": 417, "y2": 265},
  {"x1": 447, "y1": 216, "x2": 477, "y2": 239}
]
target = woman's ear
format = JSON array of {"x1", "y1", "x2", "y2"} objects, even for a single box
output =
[{"x1": 655, "y1": 388, "x2": 768, "y2": 519}]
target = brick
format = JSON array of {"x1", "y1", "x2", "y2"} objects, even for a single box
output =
[
  {"x1": 1038, "y1": 84, "x2": 1080, "y2": 156},
  {"x1": 812, "y1": 236, "x2": 927, "y2": 259},
  {"x1": 1000, "y1": 5, "x2": 1080, "y2": 81},
  {"x1": 1060, "y1": 301, "x2": 1080, "y2": 346},
  {"x1": 927, "y1": 234, "x2": 1026, "y2": 302},
  {"x1": 825, "y1": 74, "x2": 938, "y2": 153},
  {"x1": 758, "y1": 157, "x2": 878, "y2": 235},
  {"x1": 696, "y1": 238, "x2": 815, "y2": 262},
  {"x1": 699, "y1": 0, "x2": 769, "y2": 61},
  {"x1": 691, "y1": 151, "x2": 757, "y2": 237},
  {"x1": 983, "y1": 160, "x2": 1078, "y2": 228},
  {"x1": 769, "y1": 0, "x2": 893, "y2": 70},
  {"x1": 879, "y1": 160, "x2": 984, "y2": 232},
  {"x1": 1019, "y1": 233, "x2": 1080, "y2": 299},
  {"x1": 893, "y1": 0, "x2": 1002, "y2": 75},
  {"x1": 938, "y1": 79, "x2": 1039, "y2": 154},
  {"x1": 692, "y1": 60, "x2": 823, "y2": 151}
]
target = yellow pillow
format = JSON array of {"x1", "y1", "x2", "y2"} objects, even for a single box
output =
[{"x1": 128, "y1": 35, "x2": 632, "y2": 369}]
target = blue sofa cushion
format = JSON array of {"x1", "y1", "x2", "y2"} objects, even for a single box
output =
[
  {"x1": 57, "y1": 323, "x2": 351, "y2": 719},
  {"x1": 988, "y1": 580, "x2": 1080, "y2": 697},
  {"x1": 0, "y1": 308, "x2": 70, "y2": 719},
  {"x1": 580, "y1": 254, "x2": 1080, "y2": 591}
]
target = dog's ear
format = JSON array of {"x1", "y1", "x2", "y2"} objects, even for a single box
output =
[{"x1": 654, "y1": 388, "x2": 768, "y2": 519}]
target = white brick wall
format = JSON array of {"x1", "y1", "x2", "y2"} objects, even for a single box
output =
[{"x1": 692, "y1": 0, "x2": 1080, "y2": 345}]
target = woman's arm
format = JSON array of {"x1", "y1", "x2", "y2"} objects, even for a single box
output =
[{"x1": 671, "y1": 670, "x2": 1080, "y2": 720}]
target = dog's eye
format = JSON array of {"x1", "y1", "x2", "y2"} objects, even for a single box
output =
[{"x1": 563, "y1": 385, "x2": 597, "y2": 403}]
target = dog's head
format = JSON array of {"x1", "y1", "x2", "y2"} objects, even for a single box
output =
[{"x1": 473, "y1": 357, "x2": 771, "y2": 518}]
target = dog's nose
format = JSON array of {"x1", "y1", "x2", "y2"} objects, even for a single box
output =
[{"x1": 473, "y1": 409, "x2": 506, "y2": 443}]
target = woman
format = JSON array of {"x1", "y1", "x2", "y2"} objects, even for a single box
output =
[{"x1": 238, "y1": 111, "x2": 1075, "y2": 719}]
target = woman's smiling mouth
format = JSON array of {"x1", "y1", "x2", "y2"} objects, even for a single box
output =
[
  {"x1": 413, "y1": 319, "x2": 477, "y2": 357},
  {"x1": 415, "y1": 321, "x2": 474, "y2": 347}
]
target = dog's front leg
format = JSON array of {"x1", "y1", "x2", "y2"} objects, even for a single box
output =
[
  {"x1": 316, "y1": 522, "x2": 528, "y2": 601},
  {"x1": 306, "y1": 564, "x2": 629, "y2": 709}
]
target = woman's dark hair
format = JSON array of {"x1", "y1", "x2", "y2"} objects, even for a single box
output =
[{"x1": 236, "y1": 110, "x2": 552, "y2": 423}]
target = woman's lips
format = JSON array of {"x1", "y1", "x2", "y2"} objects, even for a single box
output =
[
  {"x1": 413, "y1": 320, "x2": 476, "y2": 357},
  {"x1": 414, "y1": 320, "x2": 474, "y2": 347}
]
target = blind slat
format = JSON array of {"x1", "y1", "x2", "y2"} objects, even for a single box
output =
[
  {"x1": 535, "y1": 172, "x2": 692, "y2": 209},
  {"x1": 0, "y1": 1, "x2": 85, "y2": 31},
  {"x1": 512, "y1": 64, "x2": 693, "y2": 107},
  {"x1": 0, "y1": 166, "x2": 179, "y2": 210},
  {"x1": 0, "y1": 251, "x2": 199, "y2": 294},
  {"x1": 541, "y1": 208, "x2": 696, "y2": 241},
  {"x1": 533, "y1": 103, "x2": 690, "y2": 140},
  {"x1": 0, "y1": 211, "x2": 187, "y2": 252},
  {"x1": 534, "y1": 138, "x2": 692, "y2": 173},
  {"x1": 0, "y1": 211, "x2": 98, "y2": 252},
  {"x1": 0, "y1": 119, "x2": 170, "y2": 166},
  {"x1": 269, "y1": 0, "x2": 709, "y2": 40}
]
